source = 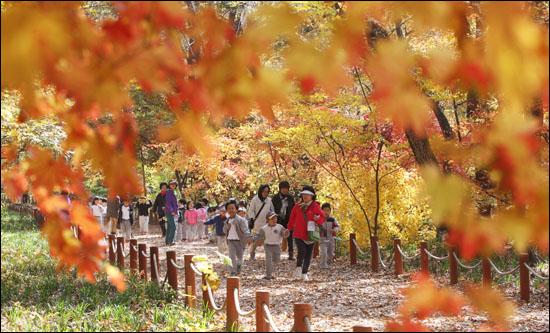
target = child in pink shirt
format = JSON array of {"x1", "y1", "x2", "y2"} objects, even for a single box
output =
[{"x1": 184, "y1": 201, "x2": 199, "y2": 242}]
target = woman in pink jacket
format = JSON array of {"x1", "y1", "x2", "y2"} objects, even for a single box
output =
[{"x1": 287, "y1": 186, "x2": 325, "y2": 281}]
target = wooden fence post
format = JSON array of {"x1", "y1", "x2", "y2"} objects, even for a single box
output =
[
  {"x1": 130, "y1": 239, "x2": 138, "y2": 272},
  {"x1": 449, "y1": 245, "x2": 458, "y2": 285},
  {"x1": 150, "y1": 246, "x2": 159, "y2": 283},
  {"x1": 394, "y1": 238, "x2": 403, "y2": 276},
  {"x1": 226, "y1": 277, "x2": 239, "y2": 331},
  {"x1": 138, "y1": 243, "x2": 147, "y2": 280},
  {"x1": 293, "y1": 303, "x2": 312, "y2": 332},
  {"x1": 184, "y1": 254, "x2": 196, "y2": 307},
  {"x1": 482, "y1": 257, "x2": 491, "y2": 287},
  {"x1": 420, "y1": 241, "x2": 429, "y2": 275},
  {"x1": 167, "y1": 250, "x2": 178, "y2": 292},
  {"x1": 256, "y1": 290, "x2": 269, "y2": 332},
  {"x1": 353, "y1": 326, "x2": 373, "y2": 332},
  {"x1": 116, "y1": 236, "x2": 124, "y2": 269},
  {"x1": 519, "y1": 253, "x2": 529, "y2": 302}
]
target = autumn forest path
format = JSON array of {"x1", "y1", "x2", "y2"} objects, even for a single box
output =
[{"x1": 131, "y1": 223, "x2": 549, "y2": 332}]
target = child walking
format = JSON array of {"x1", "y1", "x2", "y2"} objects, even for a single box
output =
[
  {"x1": 196, "y1": 202, "x2": 208, "y2": 240},
  {"x1": 253, "y1": 211, "x2": 290, "y2": 279},
  {"x1": 184, "y1": 201, "x2": 199, "y2": 242},
  {"x1": 223, "y1": 201, "x2": 253, "y2": 276},
  {"x1": 176, "y1": 199, "x2": 187, "y2": 242},
  {"x1": 135, "y1": 196, "x2": 152, "y2": 236},
  {"x1": 205, "y1": 206, "x2": 228, "y2": 252},
  {"x1": 206, "y1": 207, "x2": 217, "y2": 244},
  {"x1": 320, "y1": 203, "x2": 340, "y2": 269},
  {"x1": 117, "y1": 199, "x2": 134, "y2": 241},
  {"x1": 91, "y1": 197, "x2": 106, "y2": 233}
]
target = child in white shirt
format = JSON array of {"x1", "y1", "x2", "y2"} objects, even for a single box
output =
[{"x1": 253, "y1": 211, "x2": 290, "y2": 279}]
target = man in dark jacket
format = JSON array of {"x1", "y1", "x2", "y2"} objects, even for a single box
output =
[
  {"x1": 152, "y1": 182, "x2": 168, "y2": 237},
  {"x1": 272, "y1": 181, "x2": 296, "y2": 260}
]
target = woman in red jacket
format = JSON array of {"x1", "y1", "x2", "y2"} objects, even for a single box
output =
[{"x1": 287, "y1": 186, "x2": 325, "y2": 281}]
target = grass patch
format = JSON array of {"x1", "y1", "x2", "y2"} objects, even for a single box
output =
[{"x1": 1, "y1": 206, "x2": 224, "y2": 331}]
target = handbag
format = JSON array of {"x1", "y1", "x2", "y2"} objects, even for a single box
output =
[
  {"x1": 249, "y1": 200, "x2": 267, "y2": 230},
  {"x1": 301, "y1": 206, "x2": 320, "y2": 242}
]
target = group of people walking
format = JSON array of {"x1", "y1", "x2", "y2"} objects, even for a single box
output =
[{"x1": 89, "y1": 180, "x2": 340, "y2": 281}]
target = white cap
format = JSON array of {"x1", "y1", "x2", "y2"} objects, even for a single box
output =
[{"x1": 299, "y1": 190, "x2": 315, "y2": 196}]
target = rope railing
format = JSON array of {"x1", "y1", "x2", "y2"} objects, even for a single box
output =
[
  {"x1": 131, "y1": 244, "x2": 138, "y2": 252},
  {"x1": 377, "y1": 242, "x2": 393, "y2": 270},
  {"x1": 170, "y1": 258, "x2": 185, "y2": 270},
  {"x1": 304, "y1": 315, "x2": 312, "y2": 332},
  {"x1": 396, "y1": 244, "x2": 420, "y2": 261},
  {"x1": 72, "y1": 226, "x2": 78, "y2": 239},
  {"x1": 352, "y1": 238, "x2": 367, "y2": 255},
  {"x1": 423, "y1": 248, "x2": 449, "y2": 261},
  {"x1": 335, "y1": 237, "x2": 350, "y2": 243},
  {"x1": 233, "y1": 288, "x2": 256, "y2": 317},
  {"x1": 206, "y1": 282, "x2": 226, "y2": 312},
  {"x1": 189, "y1": 262, "x2": 203, "y2": 276},
  {"x1": 262, "y1": 303, "x2": 281, "y2": 332},
  {"x1": 152, "y1": 253, "x2": 161, "y2": 282},
  {"x1": 523, "y1": 263, "x2": 550, "y2": 280},
  {"x1": 487, "y1": 258, "x2": 519, "y2": 275},
  {"x1": 453, "y1": 252, "x2": 482, "y2": 270},
  {"x1": 141, "y1": 250, "x2": 150, "y2": 258},
  {"x1": 110, "y1": 240, "x2": 118, "y2": 253},
  {"x1": 120, "y1": 245, "x2": 130, "y2": 258}
]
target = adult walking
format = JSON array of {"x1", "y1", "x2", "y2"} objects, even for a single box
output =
[
  {"x1": 246, "y1": 184, "x2": 274, "y2": 260},
  {"x1": 106, "y1": 195, "x2": 120, "y2": 236},
  {"x1": 272, "y1": 181, "x2": 296, "y2": 260},
  {"x1": 287, "y1": 186, "x2": 325, "y2": 281},
  {"x1": 164, "y1": 179, "x2": 179, "y2": 246},
  {"x1": 152, "y1": 182, "x2": 168, "y2": 237}
]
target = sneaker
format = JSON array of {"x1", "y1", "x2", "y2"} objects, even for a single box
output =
[
  {"x1": 288, "y1": 256, "x2": 295, "y2": 260},
  {"x1": 302, "y1": 273, "x2": 309, "y2": 281},
  {"x1": 294, "y1": 267, "x2": 302, "y2": 279},
  {"x1": 262, "y1": 275, "x2": 272, "y2": 280},
  {"x1": 230, "y1": 272, "x2": 237, "y2": 277}
]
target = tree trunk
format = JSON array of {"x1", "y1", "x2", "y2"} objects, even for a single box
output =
[
  {"x1": 433, "y1": 101, "x2": 455, "y2": 139},
  {"x1": 405, "y1": 129, "x2": 439, "y2": 166},
  {"x1": 140, "y1": 146, "x2": 147, "y2": 195}
]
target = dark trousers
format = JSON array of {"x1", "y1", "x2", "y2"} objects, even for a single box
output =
[
  {"x1": 287, "y1": 229, "x2": 295, "y2": 258},
  {"x1": 159, "y1": 216, "x2": 166, "y2": 237},
  {"x1": 295, "y1": 238, "x2": 315, "y2": 274}
]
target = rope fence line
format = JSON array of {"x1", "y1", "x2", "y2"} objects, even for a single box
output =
[
  {"x1": 396, "y1": 244, "x2": 420, "y2": 261},
  {"x1": 5, "y1": 202, "x2": 550, "y2": 316},
  {"x1": 377, "y1": 242, "x2": 393, "y2": 270},
  {"x1": 233, "y1": 288, "x2": 256, "y2": 317},
  {"x1": 453, "y1": 252, "x2": 482, "y2": 270},
  {"x1": 120, "y1": 245, "x2": 130, "y2": 258},
  {"x1": 352, "y1": 238, "x2": 368, "y2": 255},
  {"x1": 423, "y1": 248, "x2": 449, "y2": 261},
  {"x1": 170, "y1": 258, "x2": 185, "y2": 270},
  {"x1": 304, "y1": 315, "x2": 312, "y2": 332},
  {"x1": 152, "y1": 253, "x2": 161, "y2": 282},
  {"x1": 262, "y1": 302, "x2": 281, "y2": 332},
  {"x1": 110, "y1": 240, "x2": 118, "y2": 253},
  {"x1": 523, "y1": 263, "x2": 550, "y2": 280},
  {"x1": 189, "y1": 262, "x2": 203, "y2": 276},
  {"x1": 206, "y1": 283, "x2": 226, "y2": 313},
  {"x1": 487, "y1": 258, "x2": 519, "y2": 275},
  {"x1": 335, "y1": 237, "x2": 350, "y2": 243}
]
